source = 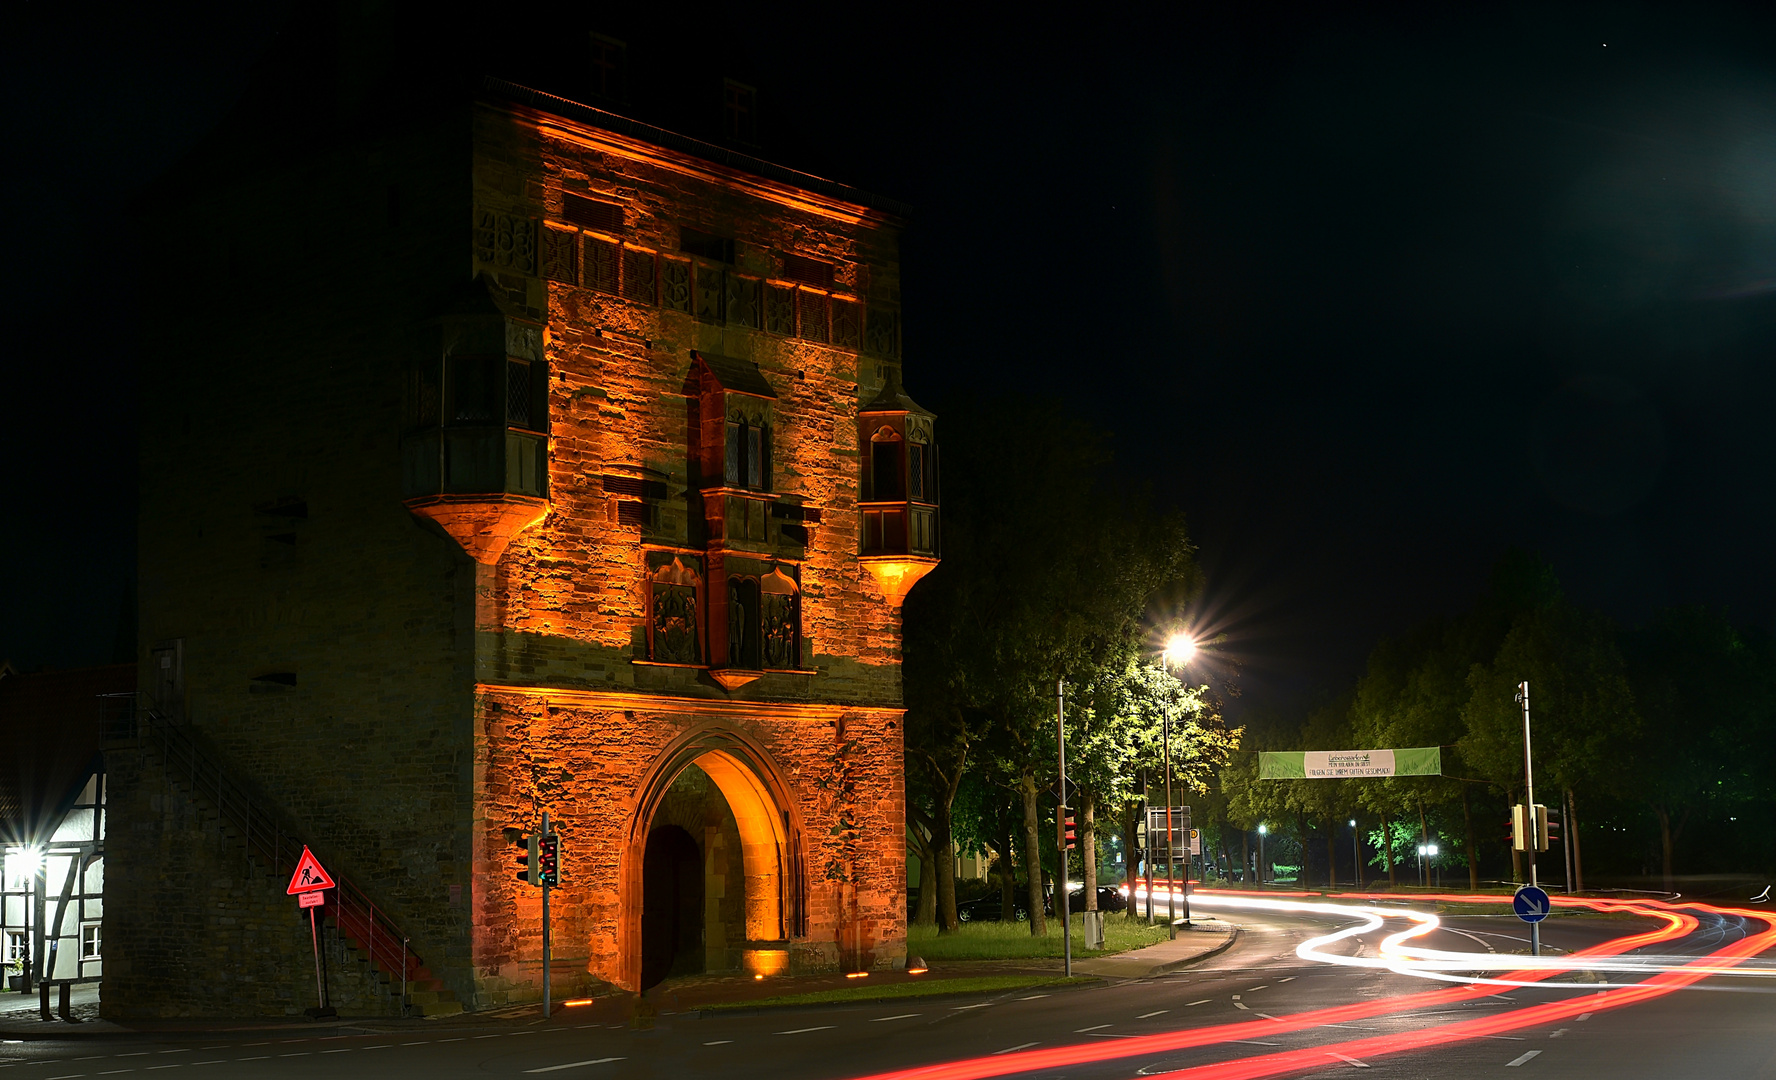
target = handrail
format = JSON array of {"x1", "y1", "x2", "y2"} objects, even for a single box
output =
[{"x1": 99, "y1": 694, "x2": 421, "y2": 985}]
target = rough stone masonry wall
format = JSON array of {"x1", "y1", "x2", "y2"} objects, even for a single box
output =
[
  {"x1": 130, "y1": 108, "x2": 483, "y2": 1012},
  {"x1": 102, "y1": 749, "x2": 397, "y2": 1018},
  {"x1": 470, "y1": 690, "x2": 906, "y2": 999},
  {"x1": 468, "y1": 100, "x2": 908, "y2": 703}
]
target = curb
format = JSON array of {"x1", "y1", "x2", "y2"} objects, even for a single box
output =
[{"x1": 1145, "y1": 927, "x2": 1240, "y2": 976}]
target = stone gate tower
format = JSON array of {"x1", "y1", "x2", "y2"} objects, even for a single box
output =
[{"x1": 121, "y1": 34, "x2": 935, "y2": 1014}]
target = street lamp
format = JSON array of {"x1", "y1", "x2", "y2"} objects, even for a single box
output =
[
  {"x1": 1257, "y1": 824, "x2": 1267, "y2": 888},
  {"x1": 1350, "y1": 819, "x2": 1360, "y2": 892},
  {"x1": 1157, "y1": 634, "x2": 1197, "y2": 930}
]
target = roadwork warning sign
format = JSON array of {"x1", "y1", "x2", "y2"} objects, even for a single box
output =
[{"x1": 287, "y1": 846, "x2": 337, "y2": 894}]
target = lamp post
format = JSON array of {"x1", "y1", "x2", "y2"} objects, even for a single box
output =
[
  {"x1": 1257, "y1": 824, "x2": 1267, "y2": 888},
  {"x1": 1160, "y1": 635, "x2": 1197, "y2": 930},
  {"x1": 1350, "y1": 819, "x2": 1360, "y2": 892}
]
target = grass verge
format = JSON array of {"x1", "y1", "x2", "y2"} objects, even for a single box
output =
[
  {"x1": 907, "y1": 915, "x2": 1172, "y2": 961},
  {"x1": 699, "y1": 975, "x2": 1098, "y2": 1012}
]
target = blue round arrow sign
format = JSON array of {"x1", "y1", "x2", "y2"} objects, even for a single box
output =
[{"x1": 1513, "y1": 885, "x2": 1551, "y2": 923}]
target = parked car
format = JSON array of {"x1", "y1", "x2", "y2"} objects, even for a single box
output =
[{"x1": 956, "y1": 894, "x2": 1029, "y2": 922}]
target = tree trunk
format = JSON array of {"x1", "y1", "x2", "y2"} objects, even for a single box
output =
[
  {"x1": 1241, "y1": 830, "x2": 1251, "y2": 885},
  {"x1": 1654, "y1": 804, "x2": 1674, "y2": 894},
  {"x1": 1382, "y1": 813, "x2": 1396, "y2": 887},
  {"x1": 1325, "y1": 818, "x2": 1337, "y2": 888},
  {"x1": 1567, "y1": 788, "x2": 1584, "y2": 893},
  {"x1": 1124, "y1": 801, "x2": 1140, "y2": 920},
  {"x1": 1461, "y1": 783, "x2": 1479, "y2": 891},
  {"x1": 1416, "y1": 802, "x2": 1430, "y2": 888},
  {"x1": 932, "y1": 803, "x2": 959, "y2": 932},
  {"x1": 1020, "y1": 769, "x2": 1048, "y2": 936},
  {"x1": 1082, "y1": 793, "x2": 1098, "y2": 910},
  {"x1": 907, "y1": 821, "x2": 937, "y2": 926},
  {"x1": 995, "y1": 816, "x2": 1017, "y2": 923}
]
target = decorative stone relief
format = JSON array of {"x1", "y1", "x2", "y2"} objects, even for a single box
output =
[
  {"x1": 622, "y1": 248, "x2": 656, "y2": 304},
  {"x1": 726, "y1": 273, "x2": 761, "y2": 329},
  {"x1": 765, "y1": 285, "x2": 796, "y2": 336},
  {"x1": 543, "y1": 227, "x2": 577, "y2": 283},
  {"x1": 798, "y1": 290, "x2": 829, "y2": 344},
  {"x1": 866, "y1": 307, "x2": 898, "y2": 357},
  {"x1": 694, "y1": 264, "x2": 724, "y2": 322},
  {"x1": 831, "y1": 299, "x2": 861, "y2": 350},
  {"x1": 474, "y1": 209, "x2": 537, "y2": 275},
  {"x1": 586, "y1": 236, "x2": 620, "y2": 294},
  {"x1": 662, "y1": 258, "x2": 693, "y2": 313}
]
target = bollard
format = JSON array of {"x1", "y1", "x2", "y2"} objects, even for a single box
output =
[
  {"x1": 59, "y1": 982, "x2": 73, "y2": 1022},
  {"x1": 39, "y1": 981, "x2": 51, "y2": 1022}
]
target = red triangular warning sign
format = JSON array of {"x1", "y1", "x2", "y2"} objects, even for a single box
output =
[{"x1": 287, "y1": 846, "x2": 337, "y2": 894}]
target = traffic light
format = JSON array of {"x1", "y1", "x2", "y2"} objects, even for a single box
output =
[
  {"x1": 1534, "y1": 804, "x2": 1552, "y2": 852},
  {"x1": 537, "y1": 833, "x2": 561, "y2": 888},
  {"x1": 1063, "y1": 815, "x2": 1077, "y2": 850},
  {"x1": 1511, "y1": 804, "x2": 1531, "y2": 852},
  {"x1": 507, "y1": 826, "x2": 539, "y2": 886}
]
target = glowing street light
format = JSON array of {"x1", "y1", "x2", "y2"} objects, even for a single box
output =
[
  {"x1": 1257, "y1": 824, "x2": 1268, "y2": 888},
  {"x1": 1162, "y1": 634, "x2": 1197, "y2": 667},
  {"x1": 1156, "y1": 635, "x2": 1199, "y2": 930}
]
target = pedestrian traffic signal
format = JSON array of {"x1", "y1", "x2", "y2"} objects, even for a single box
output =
[
  {"x1": 507, "y1": 827, "x2": 539, "y2": 886},
  {"x1": 1063, "y1": 815, "x2": 1077, "y2": 850},
  {"x1": 537, "y1": 833, "x2": 561, "y2": 888}
]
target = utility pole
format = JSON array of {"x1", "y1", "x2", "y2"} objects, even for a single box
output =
[
  {"x1": 1516, "y1": 681, "x2": 1540, "y2": 957},
  {"x1": 1056, "y1": 679, "x2": 1071, "y2": 976}
]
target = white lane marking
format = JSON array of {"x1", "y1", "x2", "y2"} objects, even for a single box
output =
[
  {"x1": 97, "y1": 1072, "x2": 135, "y2": 1077},
  {"x1": 1186, "y1": 999, "x2": 1212, "y2": 1006},
  {"x1": 1327, "y1": 1052, "x2": 1370, "y2": 1068},
  {"x1": 1576, "y1": 1012, "x2": 1592, "y2": 1021},
  {"x1": 1016, "y1": 994, "x2": 1050, "y2": 1000},
  {"x1": 157, "y1": 1052, "x2": 190, "y2": 1056},
  {"x1": 1234, "y1": 1002, "x2": 1250, "y2": 1010},
  {"x1": 993, "y1": 1042, "x2": 1039, "y2": 1055},
  {"x1": 198, "y1": 1048, "x2": 227, "y2": 1052},
  {"x1": 704, "y1": 1041, "x2": 732, "y2": 1046},
  {"x1": 1550, "y1": 1029, "x2": 1568, "y2": 1039},
  {"x1": 474, "y1": 1034, "x2": 505, "y2": 1039},
  {"x1": 1235, "y1": 1040, "x2": 1282, "y2": 1046},
  {"x1": 48, "y1": 1075, "x2": 88, "y2": 1080},
  {"x1": 278, "y1": 1053, "x2": 310, "y2": 1058},
  {"x1": 240, "y1": 1043, "x2": 271, "y2": 1048},
  {"x1": 524, "y1": 1059, "x2": 624, "y2": 1074},
  {"x1": 320, "y1": 1048, "x2": 353, "y2": 1053},
  {"x1": 237, "y1": 1058, "x2": 269, "y2": 1062},
  {"x1": 1231, "y1": 994, "x2": 1242, "y2": 1000},
  {"x1": 774, "y1": 1026, "x2": 836, "y2": 1035},
  {"x1": 1506, "y1": 1050, "x2": 1543, "y2": 1066},
  {"x1": 1075, "y1": 1024, "x2": 1112, "y2": 1033},
  {"x1": 117, "y1": 1054, "x2": 149, "y2": 1058},
  {"x1": 1136, "y1": 1010, "x2": 1168, "y2": 1018},
  {"x1": 951, "y1": 1003, "x2": 993, "y2": 1010},
  {"x1": 438, "y1": 1038, "x2": 465, "y2": 1043},
  {"x1": 402, "y1": 1041, "x2": 429, "y2": 1046},
  {"x1": 190, "y1": 1064, "x2": 226, "y2": 1068},
  {"x1": 146, "y1": 1066, "x2": 184, "y2": 1072},
  {"x1": 1484, "y1": 1035, "x2": 1526, "y2": 1041},
  {"x1": 872, "y1": 1013, "x2": 921, "y2": 1022},
  {"x1": 1247, "y1": 985, "x2": 1269, "y2": 991},
  {"x1": 1278, "y1": 976, "x2": 1297, "y2": 982}
]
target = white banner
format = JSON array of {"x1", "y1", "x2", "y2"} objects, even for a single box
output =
[{"x1": 1303, "y1": 749, "x2": 1396, "y2": 778}]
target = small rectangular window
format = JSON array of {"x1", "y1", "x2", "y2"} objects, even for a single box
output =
[
  {"x1": 589, "y1": 34, "x2": 628, "y2": 102},
  {"x1": 909, "y1": 444, "x2": 926, "y2": 502},
  {"x1": 622, "y1": 248, "x2": 657, "y2": 304},
  {"x1": 746, "y1": 425, "x2": 763, "y2": 489},
  {"x1": 781, "y1": 254, "x2": 833, "y2": 289},
  {"x1": 448, "y1": 357, "x2": 498, "y2": 423},
  {"x1": 872, "y1": 440, "x2": 903, "y2": 500},
  {"x1": 5, "y1": 932, "x2": 24, "y2": 962},
  {"x1": 564, "y1": 194, "x2": 625, "y2": 234},
  {"x1": 81, "y1": 923, "x2": 101, "y2": 960},
  {"x1": 725, "y1": 421, "x2": 742, "y2": 487},
  {"x1": 681, "y1": 227, "x2": 735, "y2": 264},
  {"x1": 724, "y1": 79, "x2": 758, "y2": 145},
  {"x1": 506, "y1": 360, "x2": 533, "y2": 429}
]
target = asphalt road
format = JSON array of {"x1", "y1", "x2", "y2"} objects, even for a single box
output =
[{"x1": 3, "y1": 904, "x2": 1772, "y2": 1080}]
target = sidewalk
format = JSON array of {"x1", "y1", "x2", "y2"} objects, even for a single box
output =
[{"x1": 1071, "y1": 917, "x2": 1239, "y2": 979}]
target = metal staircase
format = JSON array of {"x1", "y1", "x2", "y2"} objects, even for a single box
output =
[{"x1": 100, "y1": 694, "x2": 461, "y2": 1016}]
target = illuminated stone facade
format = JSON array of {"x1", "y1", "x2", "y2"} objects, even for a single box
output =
[{"x1": 125, "y1": 79, "x2": 931, "y2": 1013}]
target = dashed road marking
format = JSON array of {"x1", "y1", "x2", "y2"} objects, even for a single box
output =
[
  {"x1": 1576, "y1": 1013, "x2": 1592, "y2": 1022},
  {"x1": 872, "y1": 1014, "x2": 921, "y2": 1022},
  {"x1": 1550, "y1": 1029, "x2": 1568, "y2": 1039},
  {"x1": 774, "y1": 1026, "x2": 835, "y2": 1035},
  {"x1": 1247, "y1": 985, "x2": 1269, "y2": 991},
  {"x1": 1233, "y1": 1003, "x2": 1250, "y2": 1010},
  {"x1": 1015, "y1": 994, "x2": 1049, "y2": 1000},
  {"x1": 1506, "y1": 1050, "x2": 1543, "y2": 1067},
  {"x1": 1327, "y1": 1052, "x2": 1370, "y2": 1068},
  {"x1": 1075, "y1": 1024, "x2": 1111, "y2": 1033},
  {"x1": 1186, "y1": 999, "x2": 1212, "y2": 1006},
  {"x1": 524, "y1": 1059, "x2": 624, "y2": 1074},
  {"x1": 1137, "y1": 1010, "x2": 1168, "y2": 1019},
  {"x1": 704, "y1": 1041, "x2": 732, "y2": 1046},
  {"x1": 993, "y1": 1042, "x2": 1039, "y2": 1055}
]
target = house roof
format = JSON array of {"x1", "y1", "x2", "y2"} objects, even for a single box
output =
[{"x1": 0, "y1": 664, "x2": 133, "y2": 846}]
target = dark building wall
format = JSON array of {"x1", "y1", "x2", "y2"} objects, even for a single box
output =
[{"x1": 128, "y1": 107, "x2": 486, "y2": 1011}]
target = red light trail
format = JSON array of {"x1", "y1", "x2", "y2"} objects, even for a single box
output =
[{"x1": 849, "y1": 891, "x2": 1773, "y2": 1080}]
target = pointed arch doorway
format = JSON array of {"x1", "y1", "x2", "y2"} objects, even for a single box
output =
[{"x1": 627, "y1": 732, "x2": 804, "y2": 991}]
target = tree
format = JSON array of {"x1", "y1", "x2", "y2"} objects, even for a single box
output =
[{"x1": 903, "y1": 395, "x2": 1201, "y2": 935}]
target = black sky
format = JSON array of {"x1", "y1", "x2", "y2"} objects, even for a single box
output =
[{"x1": 6, "y1": 2, "x2": 1773, "y2": 722}]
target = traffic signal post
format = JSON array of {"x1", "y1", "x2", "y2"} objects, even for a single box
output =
[
  {"x1": 1515, "y1": 682, "x2": 1541, "y2": 957},
  {"x1": 1056, "y1": 680, "x2": 1071, "y2": 977},
  {"x1": 510, "y1": 812, "x2": 561, "y2": 1016}
]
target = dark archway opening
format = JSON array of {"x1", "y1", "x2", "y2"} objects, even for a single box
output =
[{"x1": 640, "y1": 824, "x2": 704, "y2": 990}]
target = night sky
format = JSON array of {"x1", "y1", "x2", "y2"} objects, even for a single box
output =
[{"x1": 6, "y1": 2, "x2": 1774, "y2": 723}]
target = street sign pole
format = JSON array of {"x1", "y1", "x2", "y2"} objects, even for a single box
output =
[
  {"x1": 287, "y1": 847, "x2": 339, "y2": 1018},
  {"x1": 1517, "y1": 681, "x2": 1540, "y2": 957},
  {"x1": 541, "y1": 810, "x2": 552, "y2": 1019},
  {"x1": 1056, "y1": 680, "x2": 1071, "y2": 977}
]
